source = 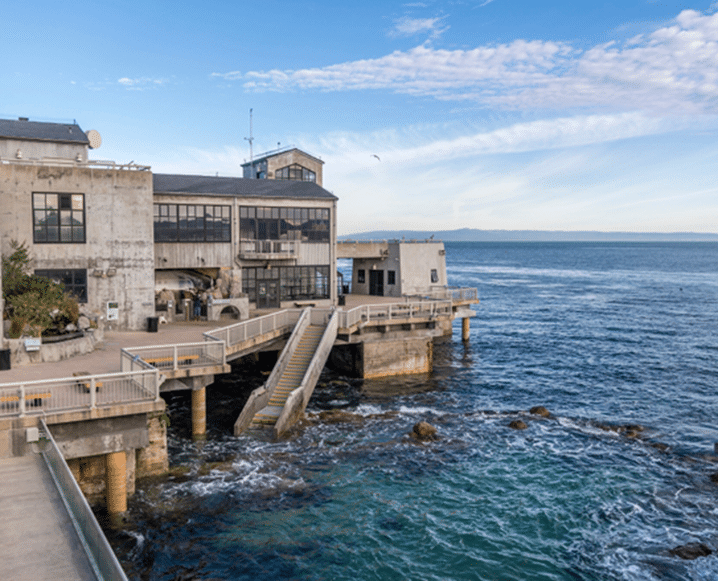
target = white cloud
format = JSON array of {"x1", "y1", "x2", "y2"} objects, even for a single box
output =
[
  {"x1": 216, "y1": 9, "x2": 718, "y2": 115},
  {"x1": 117, "y1": 77, "x2": 168, "y2": 89},
  {"x1": 389, "y1": 16, "x2": 448, "y2": 38}
]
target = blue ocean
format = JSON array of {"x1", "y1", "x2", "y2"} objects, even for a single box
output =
[{"x1": 104, "y1": 242, "x2": 718, "y2": 580}]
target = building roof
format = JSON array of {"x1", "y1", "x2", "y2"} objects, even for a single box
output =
[
  {"x1": 240, "y1": 147, "x2": 324, "y2": 168},
  {"x1": 0, "y1": 118, "x2": 89, "y2": 144},
  {"x1": 153, "y1": 173, "x2": 337, "y2": 200}
]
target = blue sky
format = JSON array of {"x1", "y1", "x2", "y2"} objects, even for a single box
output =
[{"x1": 3, "y1": 1, "x2": 718, "y2": 235}]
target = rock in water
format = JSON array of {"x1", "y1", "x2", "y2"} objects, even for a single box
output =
[
  {"x1": 529, "y1": 406, "x2": 550, "y2": 417},
  {"x1": 508, "y1": 420, "x2": 528, "y2": 430},
  {"x1": 412, "y1": 421, "x2": 438, "y2": 441},
  {"x1": 669, "y1": 543, "x2": 713, "y2": 560}
]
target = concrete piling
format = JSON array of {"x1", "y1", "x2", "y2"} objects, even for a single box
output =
[
  {"x1": 462, "y1": 317, "x2": 470, "y2": 342},
  {"x1": 105, "y1": 451, "x2": 127, "y2": 514},
  {"x1": 191, "y1": 387, "x2": 207, "y2": 440}
]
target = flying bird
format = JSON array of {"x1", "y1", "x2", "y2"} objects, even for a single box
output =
[{"x1": 371, "y1": 154, "x2": 381, "y2": 161}]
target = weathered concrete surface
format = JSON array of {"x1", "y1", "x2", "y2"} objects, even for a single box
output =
[
  {"x1": 136, "y1": 411, "x2": 169, "y2": 477},
  {"x1": 0, "y1": 454, "x2": 96, "y2": 581},
  {"x1": 361, "y1": 336, "x2": 433, "y2": 378},
  {"x1": 6, "y1": 329, "x2": 104, "y2": 367},
  {"x1": 50, "y1": 414, "x2": 149, "y2": 459},
  {"x1": 0, "y1": 162, "x2": 155, "y2": 330}
]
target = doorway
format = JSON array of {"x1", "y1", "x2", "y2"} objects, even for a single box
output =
[{"x1": 369, "y1": 270, "x2": 384, "y2": 296}]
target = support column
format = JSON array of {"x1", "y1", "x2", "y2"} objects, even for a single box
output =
[
  {"x1": 105, "y1": 451, "x2": 127, "y2": 515},
  {"x1": 462, "y1": 317, "x2": 470, "y2": 342},
  {"x1": 191, "y1": 387, "x2": 206, "y2": 440}
]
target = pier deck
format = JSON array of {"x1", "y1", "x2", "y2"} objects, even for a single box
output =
[{"x1": 0, "y1": 454, "x2": 96, "y2": 581}]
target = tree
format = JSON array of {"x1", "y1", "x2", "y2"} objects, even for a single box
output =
[{"x1": 2, "y1": 240, "x2": 80, "y2": 338}]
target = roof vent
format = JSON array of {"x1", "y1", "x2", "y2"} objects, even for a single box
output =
[{"x1": 18, "y1": 117, "x2": 29, "y2": 122}]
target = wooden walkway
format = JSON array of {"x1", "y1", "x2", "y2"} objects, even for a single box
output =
[{"x1": 0, "y1": 454, "x2": 96, "y2": 581}]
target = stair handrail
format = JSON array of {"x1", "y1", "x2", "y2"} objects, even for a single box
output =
[
  {"x1": 234, "y1": 308, "x2": 311, "y2": 435},
  {"x1": 273, "y1": 309, "x2": 339, "y2": 438}
]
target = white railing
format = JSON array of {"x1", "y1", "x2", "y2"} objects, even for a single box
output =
[
  {"x1": 0, "y1": 369, "x2": 159, "y2": 418},
  {"x1": 238, "y1": 239, "x2": 299, "y2": 258},
  {"x1": 121, "y1": 341, "x2": 226, "y2": 372},
  {"x1": 412, "y1": 287, "x2": 479, "y2": 302},
  {"x1": 337, "y1": 300, "x2": 453, "y2": 328},
  {"x1": 204, "y1": 309, "x2": 303, "y2": 348}
]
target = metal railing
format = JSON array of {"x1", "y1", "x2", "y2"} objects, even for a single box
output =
[
  {"x1": 337, "y1": 300, "x2": 453, "y2": 328},
  {"x1": 40, "y1": 419, "x2": 129, "y2": 581},
  {"x1": 238, "y1": 239, "x2": 299, "y2": 259},
  {"x1": 121, "y1": 341, "x2": 226, "y2": 373},
  {"x1": 204, "y1": 309, "x2": 303, "y2": 348},
  {"x1": 412, "y1": 287, "x2": 479, "y2": 302},
  {"x1": 0, "y1": 369, "x2": 159, "y2": 418}
]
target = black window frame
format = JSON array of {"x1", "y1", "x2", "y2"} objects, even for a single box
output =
[
  {"x1": 242, "y1": 265, "x2": 330, "y2": 302},
  {"x1": 240, "y1": 206, "x2": 330, "y2": 243},
  {"x1": 357, "y1": 269, "x2": 365, "y2": 284},
  {"x1": 153, "y1": 203, "x2": 231, "y2": 243},
  {"x1": 34, "y1": 268, "x2": 88, "y2": 303},
  {"x1": 275, "y1": 164, "x2": 316, "y2": 183},
  {"x1": 387, "y1": 270, "x2": 396, "y2": 285},
  {"x1": 33, "y1": 193, "x2": 86, "y2": 244}
]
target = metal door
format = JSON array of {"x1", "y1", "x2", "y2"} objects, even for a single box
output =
[{"x1": 369, "y1": 270, "x2": 384, "y2": 296}]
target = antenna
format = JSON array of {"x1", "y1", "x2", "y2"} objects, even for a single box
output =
[{"x1": 244, "y1": 108, "x2": 254, "y2": 178}]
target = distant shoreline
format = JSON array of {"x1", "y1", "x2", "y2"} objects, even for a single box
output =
[{"x1": 339, "y1": 229, "x2": 718, "y2": 243}]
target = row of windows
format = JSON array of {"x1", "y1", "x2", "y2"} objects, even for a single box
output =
[
  {"x1": 275, "y1": 164, "x2": 316, "y2": 182},
  {"x1": 34, "y1": 269, "x2": 87, "y2": 303},
  {"x1": 240, "y1": 206, "x2": 330, "y2": 243},
  {"x1": 154, "y1": 204, "x2": 231, "y2": 242},
  {"x1": 242, "y1": 266, "x2": 330, "y2": 302},
  {"x1": 356, "y1": 270, "x2": 397, "y2": 285},
  {"x1": 33, "y1": 193, "x2": 85, "y2": 243}
]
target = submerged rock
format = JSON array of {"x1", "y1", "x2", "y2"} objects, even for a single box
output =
[
  {"x1": 508, "y1": 420, "x2": 528, "y2": 430},
  {"x1": 411, "y1": 421, "x2": 438, "y2": 441},
  {"x1": 710, "y1": 472, "x2": 718, "y2": 484},
  {"x1": 669, "y1": 542, "x2": 713, "y2": 560},
  {"x1": 529, "y1": 406, "x2": 550, "y2": 418},
  {"x1": 317, "y1": 409, "x2": 364, "y2": 424}
]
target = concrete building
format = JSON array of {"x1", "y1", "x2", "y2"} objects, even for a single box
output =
[
  {"x1": 337, "y1": 239, "x2": 448, "y2": 298},
  {"x1": 0, "y1": 118, "x2": 156, "y2": 331},
  {"x1": 0, "y1": 117, "x2": 338, "y2": 331},
  {"x1": 241, "y1": 147, "x2": 324, "y2": 187}
]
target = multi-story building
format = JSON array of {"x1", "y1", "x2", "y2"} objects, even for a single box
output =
[{"x1": 0, "y1": 118, "x2": 337, "y2": 331}]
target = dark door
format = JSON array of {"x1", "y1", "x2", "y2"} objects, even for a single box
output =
[
  {"x1": 257, "y1": 280, "x2": 280, "y2": 308},
  {"x1": 369, "y1": 270, "x2": 384, "y2": 296}
]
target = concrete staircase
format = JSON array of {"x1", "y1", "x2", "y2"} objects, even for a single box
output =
[{"x1": 249, "y1": 324, "x2": 326, "y2": 432}]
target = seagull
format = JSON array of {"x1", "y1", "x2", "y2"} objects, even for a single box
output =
[{"x1": 371, "y1": 154, "x2": 381, "y2": 161}]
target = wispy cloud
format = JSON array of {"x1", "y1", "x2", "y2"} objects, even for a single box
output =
[
  {"x1": 389, "y1": 16, "x2": 448, "y2": 39},
  {"x1": 117, "y1": 77, "x2": 168, "y2": 90},
  {"x1": 214, "y1": 9, "x2": 718, "y2": 115}
]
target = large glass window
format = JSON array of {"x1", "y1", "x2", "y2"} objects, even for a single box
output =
[
  {"x1": 242, "y1": 265, "x2": 330, "y2": 302},
  {"x1": 154, "y1": 204, "x2": 230, "y2": 242},
  {"x1": 34, "y1": 269, "x2": 87, "y2": 303},
  {"x1": 33, "y1": 193, "x2": 85, "y2": 243},
  {"x1": 240, "y1": 206, "x2": 329, "y2": 242},
  {"x1": 275, "y1": 164, "x2": 316, "y2": 183}
]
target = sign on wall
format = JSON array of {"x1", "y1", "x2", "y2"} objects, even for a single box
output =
[{"x1": 107, "y1": 301, "x2": 119, "y2": 321}]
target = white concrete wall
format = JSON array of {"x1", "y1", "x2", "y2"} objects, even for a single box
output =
[
  {"x1": 399, "y1": 242, "x2": 447, "y2": 295},
  {"x1": 0, "y1": 138, "x2": 87, "y2": 162},
  {"x1": 0, "y1": 163, "x2": 155, "y2": 330}
]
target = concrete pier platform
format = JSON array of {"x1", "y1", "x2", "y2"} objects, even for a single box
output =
[{"x1": 0, "y1": 454, "x2": 96, "y2": 581}]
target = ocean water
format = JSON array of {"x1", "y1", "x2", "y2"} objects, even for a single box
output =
[{"x1": 103, "y1": 242, "x2": 718, "y2": 580}]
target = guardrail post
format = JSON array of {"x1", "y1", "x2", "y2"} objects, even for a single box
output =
[
  {"x1": 90, "y1": 379, "x2": 97, "y2": 409},
  {"x1": 173, "y1": 345, "x2": 178, "y2": 370},
  {"x1": 18, "y1": 386, "x2": 25, "y2": 417}
]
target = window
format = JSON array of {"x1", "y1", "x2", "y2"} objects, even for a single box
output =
[
  {"x1": 154, "y1": 204, "x2": 230, "y2": 242},
  {"x1": 357, "y1": 269, "x2": 365, "y2": 284},
  {"x1": 240, "y1": 206, "x2": 330, "y2": 242},
  {"x1": 242, "y1": 265, "x2": 330, "y2": 302},
  {"x1": 275, "y1": 164, "x2": 316, "y2": 183},
  {"x1": 35, "y1": 269, "x2": 87, "y2": 303},
  {"x1": 33, "y1": 193, "x2": 85, "y2": 243},
  {"x1": 387, "y1": 270, "x2": 396, "y2": 285},
  {"x1": 431, "y1": 269, "x2": 439, "y2": 283}
]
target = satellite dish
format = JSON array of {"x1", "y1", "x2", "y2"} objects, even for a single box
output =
[{"x1": 86, "y1": 129, "x2": 102, "y2": 149}]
